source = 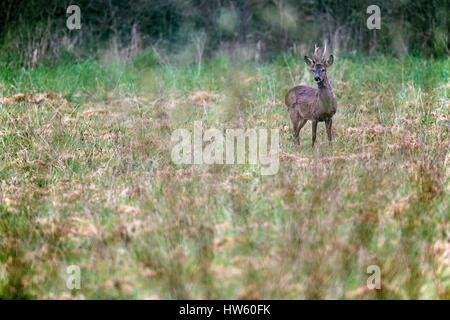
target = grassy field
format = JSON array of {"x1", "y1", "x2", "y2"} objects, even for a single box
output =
[{"x1": 0, "y1": 52, "x2": 448, "y2": 299}]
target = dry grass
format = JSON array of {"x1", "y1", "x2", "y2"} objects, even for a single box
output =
[{"x1": 0, "y1": 55, "x2": 448, "y2": 299}]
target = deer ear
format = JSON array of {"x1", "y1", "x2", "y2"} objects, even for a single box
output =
[
  {"x1": 325, "y1": 55, "x2": 334, "y2": 67},
  {"x1": 304, "y1": 56, "x2": 314, "y2": 67}
]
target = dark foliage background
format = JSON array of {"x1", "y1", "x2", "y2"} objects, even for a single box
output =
[{"x1": 0, "y1": 0, "x2": 447, "y2": 66}]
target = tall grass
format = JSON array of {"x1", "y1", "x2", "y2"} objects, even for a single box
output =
[{"x1": 0, "y1": 53, "x2": 448, "y2": 299}]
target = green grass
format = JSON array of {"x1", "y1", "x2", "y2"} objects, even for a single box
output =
[{"x1": 0, "y1": 54, "x2": 448, "y2": 299}]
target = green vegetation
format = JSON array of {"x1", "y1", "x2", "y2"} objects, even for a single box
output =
[
  {"x1": 0, "y1": 0, "x2": 447, "y2": 70},
  {"x1": 0, "y1": 54, "x2": 448, "y2": 299}
]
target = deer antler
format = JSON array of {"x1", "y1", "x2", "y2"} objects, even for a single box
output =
[{"x1": 313, "y1": 44, "x2": 320, "y2": 63}]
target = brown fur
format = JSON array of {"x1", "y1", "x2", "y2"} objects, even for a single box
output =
[{"x1": 285, "y1": 46, "x2": 337, "y2": 147}]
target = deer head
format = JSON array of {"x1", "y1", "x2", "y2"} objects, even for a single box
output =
[{"x1": 304, "y1": 44, "x2": 334, "y2": 84}]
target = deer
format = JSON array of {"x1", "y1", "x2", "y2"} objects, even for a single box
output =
[{"x1": 285, "y1": 45, "x2": 336, "y2": 147}]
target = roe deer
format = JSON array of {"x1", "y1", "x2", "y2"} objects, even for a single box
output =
[{"x1": 285, "y1": 45, "x2": 336, "y2": 147}]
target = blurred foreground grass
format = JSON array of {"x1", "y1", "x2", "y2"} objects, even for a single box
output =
[{"x1": 0, "y1": 52, "x2": 448, "y2": 299}]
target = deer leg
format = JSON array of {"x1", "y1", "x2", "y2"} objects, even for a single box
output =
[
  {"x1": 295, "y1": 118, "x2": 308, "y2": 145},
  {"x1": 311, "y1": 120, "x2": 318, "y2": 147},
  {"x1": 325, "y1": 119, "x2": 333, "y2": 145},
  {"x1": 289, "y1": 108, "x2": 300, "y2": 145},
  {"x1": 292, "y1": 123, "x2": 299, "y2": 145}
]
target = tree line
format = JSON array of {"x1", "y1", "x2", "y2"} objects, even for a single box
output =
[{"x1": 0, "y1": 0, "x2": 446, "y2": 66}]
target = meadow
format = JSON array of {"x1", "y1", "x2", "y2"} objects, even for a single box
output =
[{"x1": 0, "y1": 52, "x2": 448, "y2": 299}]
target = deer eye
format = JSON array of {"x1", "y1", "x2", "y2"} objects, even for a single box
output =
[{"x1": 321, "y1": 69, "x2": 326, "y2": 72}]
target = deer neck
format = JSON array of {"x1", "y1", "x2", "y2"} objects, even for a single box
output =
[
  {"x1": 317, "y1": 77, "x2": 335, "y2": 110},
  {"x1": 318, "y1": 77, "x2": 333, "y2": 97}
]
